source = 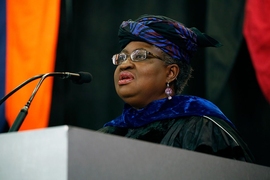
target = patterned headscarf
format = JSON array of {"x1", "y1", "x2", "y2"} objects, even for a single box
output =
[{"x1": 118, "y1": 14, "x2": 221, "y2": 63}]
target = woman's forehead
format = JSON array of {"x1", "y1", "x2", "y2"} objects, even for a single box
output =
[{"x1": 123, "y1": 41, "x2": 163, "y2": 54}]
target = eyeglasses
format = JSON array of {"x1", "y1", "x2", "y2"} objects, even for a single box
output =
[{"x1": 112, "y1": 49, "x2": 163, "y2": 65}]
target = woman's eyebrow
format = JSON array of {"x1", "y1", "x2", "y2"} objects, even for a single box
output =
[
  {"x1": 120, "y1": 49, "x2": 128, "y2": 53},
  {"x1": 121, "y1": 48, "x2": 145, "y2": 53}
]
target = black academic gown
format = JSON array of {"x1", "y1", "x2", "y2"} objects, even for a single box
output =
[{"x1": 98, "y1": 115, "x2": 254, "y2": 163}]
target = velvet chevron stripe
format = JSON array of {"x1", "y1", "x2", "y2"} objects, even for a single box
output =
[{"x1": 1, "y1": 0, "x2": 60, "y2": 132}]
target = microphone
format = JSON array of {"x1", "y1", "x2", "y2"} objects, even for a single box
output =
[
  {"x1": 0, "y1": 71, "x2": 93, "y2": 106},
  {"x1": 2, "y1": 71, "x2": 93, "y2": 132},
  {"x1": 60, "y1": 71, "x2": 93, "y2": 84}
]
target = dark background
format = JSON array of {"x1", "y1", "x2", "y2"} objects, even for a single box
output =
[{"x1": 49, "y1": 0, "x2": 270, "y2": 167}]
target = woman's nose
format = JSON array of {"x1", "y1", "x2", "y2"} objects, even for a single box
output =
[{"x1": 119, "y1": 57, "x2": 134, "y2": 69}]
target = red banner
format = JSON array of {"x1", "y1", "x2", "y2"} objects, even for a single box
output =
[{"x1": 243, "y1": 0, "x2": 270, "y2": 103}]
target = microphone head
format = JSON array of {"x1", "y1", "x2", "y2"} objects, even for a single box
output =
[{"x1": 73, "y1": 72, "x2": 93, "y2": 84}]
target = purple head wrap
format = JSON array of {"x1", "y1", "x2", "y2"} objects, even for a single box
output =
[{"x1": 118, "y1": 14, "x2": 221, "y2": 63}]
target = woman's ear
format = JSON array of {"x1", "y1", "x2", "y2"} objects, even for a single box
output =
[{"x1": 166, "y1": 64, "x2": 179, "y2": 82}]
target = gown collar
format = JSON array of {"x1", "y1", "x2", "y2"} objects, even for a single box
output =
[{"x1": 104, "y1": 95, "x2": 234, "y2": 128}]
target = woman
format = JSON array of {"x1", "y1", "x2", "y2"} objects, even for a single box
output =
[{"x1": 98, "y1": 14, "x2": 254, "y2": 162}]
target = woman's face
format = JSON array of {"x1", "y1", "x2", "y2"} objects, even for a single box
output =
[{"x1": 114, "y1": 41, "x2": 170, "y2": 109}]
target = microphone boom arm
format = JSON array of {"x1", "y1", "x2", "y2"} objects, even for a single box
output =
[
  {"x1": 8, "y1": 72, "x2": 66, "y2": 132},
  {"x1": 5, "y1": 71, "x2": 92, "y2": 132},
  {"x1": 0, "y1": 74, "x2": 43, "y2": 106},
  {"x1": 8, "y1": 73, "x2": 52, "y2": 132}
]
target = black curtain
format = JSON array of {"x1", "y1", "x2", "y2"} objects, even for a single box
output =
[{"x1": 49, "y1": 0, "x2": 270, "y2": 167}]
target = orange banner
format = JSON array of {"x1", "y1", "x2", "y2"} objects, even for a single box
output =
[{"x1": 6, "y1": 0, "x2": 60, "y2": 130}]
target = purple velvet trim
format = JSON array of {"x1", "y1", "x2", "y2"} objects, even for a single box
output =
[{"x1": 104, "y1": 95, "x2": 235, "y2": 128}]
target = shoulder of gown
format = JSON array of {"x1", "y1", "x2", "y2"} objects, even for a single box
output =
[
  {"x1": 163, "y1": 116, "x2": 255, "y2": 162},
  {"x1": 97, "y1": 116, "x2": 255, "y2": 163}
]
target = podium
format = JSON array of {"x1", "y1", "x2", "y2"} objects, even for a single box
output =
[{"x1": 0, "y1": 126, "x2": 269, "y2": 180}]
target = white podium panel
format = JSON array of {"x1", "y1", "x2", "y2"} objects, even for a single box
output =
[{"x1": 0, "y1": 126, "x2": 269, "y2": 180}]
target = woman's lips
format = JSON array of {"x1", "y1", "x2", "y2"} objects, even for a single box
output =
[{"x1": 118, "y1": 71, "x2": 134, "y2": 85}]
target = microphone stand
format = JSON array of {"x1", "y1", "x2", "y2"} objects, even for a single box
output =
[
  {"x1": 8, "y1": 73, "x2": 56, "y2": 132},
  {"x1": 0, "y1": 74, "x2": 43, "y2": 105},
  {"x1": 6, "y1": 71, "x2": 91, "y2": 132}
]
